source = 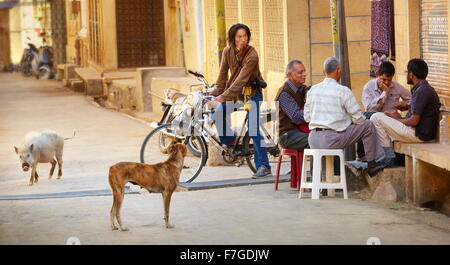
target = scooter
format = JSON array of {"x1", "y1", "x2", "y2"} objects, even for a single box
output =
[
  {"x1": 19, "y1": 38, "x2": 54, "y2": 79},
  {"x1": 19, "y1": 42, "x2": 35, "y2": 77}
]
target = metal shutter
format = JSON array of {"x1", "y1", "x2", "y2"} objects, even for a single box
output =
[{"x1": 421, "y1": 0, "x2": 449, "y2": 110}]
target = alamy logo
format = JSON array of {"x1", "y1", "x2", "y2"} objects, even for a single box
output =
[
  {"x1": 366, "y1": 237, "x2": 381, "y2": 245},
  {"x1": 66, "y1": 236, "x2": 81, "y2": 245}
]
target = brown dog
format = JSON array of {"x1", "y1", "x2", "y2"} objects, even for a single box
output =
[{"x1": 108, "y1": 143, "x2": 187, "y2": 231}]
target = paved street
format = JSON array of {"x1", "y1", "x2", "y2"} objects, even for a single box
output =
[
  {"x1": 0, "y1": 73, "x2": 449, "y2": 245},
  {"x1": 0, "y1": 73, "x2": 260, "y2": 196}
]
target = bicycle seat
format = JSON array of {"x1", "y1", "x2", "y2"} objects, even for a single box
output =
[{"x1": 164, "y1": 89, "x2": 186, "y2": 104}]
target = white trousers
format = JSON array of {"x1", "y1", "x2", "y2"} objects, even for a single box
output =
[{"x1": 370, "y1": 112, "x2": 422, "y2": 147}]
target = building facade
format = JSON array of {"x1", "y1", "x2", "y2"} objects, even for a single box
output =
[
  {"x1": 201, "y1": 0, "x2": 372, "y2": 102},
  {"x1": 64, "y1": 0, "x2": 197, "y2": 73},
  {"x1": 1, "y1": 0, "x2": 51, "y2": 65},
  {"x1": 199, "y1": 0, "x2": 450, "y2": 114},
  {"x1": 0, "y1": 5, "x2": 11, "y2": 69},
  {"x1": 40, "y1": 0, "x2": 450, "y2": 114}
]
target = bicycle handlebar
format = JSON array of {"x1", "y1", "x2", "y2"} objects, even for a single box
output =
[
  {"x1": 188, "y1": 70, "x2": 204, "y2": 79},
  {"x1": 203, "y1": 95, "x2": 215, "y2": 100}
]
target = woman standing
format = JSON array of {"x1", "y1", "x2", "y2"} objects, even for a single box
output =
[{"x1": 209, "y1": 23, "x2": 271, "y2": 178}]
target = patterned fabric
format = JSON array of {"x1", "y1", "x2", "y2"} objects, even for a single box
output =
[
  {"x1": 304, "y1": 78, "x2": 365, "y2": 132},
  {"x1": 275, "y1": 81, "x2": 308, "y2": 136},
  {"x1": 287, "y1": 80, "x2": 299, "y2": 93},
  {"x1": 370, "y1": 0, "x2": 394, "y2": 77},
  {"x1": 278, "y1": 80, "x2": 306, "y2": 125},
  {"x1": 361, "y1": 79, "x2": 411, "y2": 112}
]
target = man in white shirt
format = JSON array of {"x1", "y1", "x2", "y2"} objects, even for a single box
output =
[
  {"x1": 304, "y1": 57, "x2": 386, "y2": 177},
  {"x1": 362, "y1": 61, "x2": 411, "y2": 114}
]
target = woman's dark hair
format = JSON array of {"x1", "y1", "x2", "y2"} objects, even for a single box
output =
[
  {"x1": 377, "y1": 61, "x2": 395, "y2": 77},
  {"x1": 227, "y1": 23, "x2": 251, "y2": 46},
  {"x1": 407, "y1": 58, "x2": 428, "y2": 79}
]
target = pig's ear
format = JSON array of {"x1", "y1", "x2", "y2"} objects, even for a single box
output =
[
  {"x1": 14, "y1": 146, "x2": 19, "y2": 154},
  {"x1": 29, "y1": 144, "x2": 34, "y2": 152}
]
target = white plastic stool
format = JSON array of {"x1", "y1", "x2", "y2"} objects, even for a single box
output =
[{"x1": 299, "y1": 149, "x2": 348, "y2": 200}]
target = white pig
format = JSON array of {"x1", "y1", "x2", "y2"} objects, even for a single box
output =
[{"x1": 14, "y1": 130, "x2": 75, "y2": 186}]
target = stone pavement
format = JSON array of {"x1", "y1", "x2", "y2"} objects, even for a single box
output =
[
  {"x1": 0, "y1": 73, "x2": 274, "y2": 196},
  {"x1": 0, "y1": 72, "x2": 449, "y2": 245},
  {"x1": 1, "y1": 184, "x2": 449, "y2": 245}
]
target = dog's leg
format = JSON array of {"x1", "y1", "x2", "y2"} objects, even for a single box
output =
[
  {"x1": 110, "y1": 194, "x2": 119, "y2": 230},
  {"x1": 108, "y1": 169, "x2": 120, "y2": 230},
  {"x1": 115, "y1": 189, "x2": 129, "y2": 231},
  {"x1": 162, "y1": 190, "x2": 174, "y2": 229},
  {"x1": 49, "y1": 159, "x2": 56, "y2": 179}
]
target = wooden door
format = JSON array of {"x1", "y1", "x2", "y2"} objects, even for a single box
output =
[{"x1": 116, "y1": 0, "x2": 166, "y2": 68}]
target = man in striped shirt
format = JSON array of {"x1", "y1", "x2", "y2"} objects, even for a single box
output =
[{"x1": 304, "y1": 57, "x2": 386, "y2": 177}]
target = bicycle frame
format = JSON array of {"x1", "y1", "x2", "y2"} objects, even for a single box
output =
[
  {"x1": 193, "y1": 102, "x2": 277, "y2": 158},
  {"x1": 184, "y1": 70, "x2": 279, "y2": 158}
]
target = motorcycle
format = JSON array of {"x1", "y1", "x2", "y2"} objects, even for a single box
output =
[{"x1": 19, "y1": 38, "x2": 54, "y2": 79}]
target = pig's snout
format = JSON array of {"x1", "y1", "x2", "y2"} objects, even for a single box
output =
[{"x1": 22, "y1": 163, "x2": 30, "y2": 172}]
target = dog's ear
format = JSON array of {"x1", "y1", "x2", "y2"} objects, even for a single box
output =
[
  {"x1": 167, "y1": 144, "x2": 176, "y2": 154},
  {"x1": 14, "y1": 146, "x2": 19, "y2": 154},
  {"x1": 180, "y1": 144, "x2": 187, "y2": 156},
  {"x1": 29, "y1": 144, "x2": 34, "y2": 152}
]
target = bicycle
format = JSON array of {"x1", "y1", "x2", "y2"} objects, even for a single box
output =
[
  {"x1": 149, "y1": 70, "x2": 216, "y2": 157},
  {"x1": 140, "y1": 71, "x2": 288, "y2": 183}
]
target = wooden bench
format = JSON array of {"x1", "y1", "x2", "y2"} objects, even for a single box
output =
[{"x1": 393, "y1": 142, "x2": 450, "y2": 207}]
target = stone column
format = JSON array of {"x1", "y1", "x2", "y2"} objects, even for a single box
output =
[{"x1": 51, "y1": 0, "x2": 67, "y2": 64}]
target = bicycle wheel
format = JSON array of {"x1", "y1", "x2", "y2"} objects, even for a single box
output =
[
  {"x1": 38, "y1": 68, "x2": 52, "y2": 80},
  {"x1": 20, "y1": 62, "x2": 32, "y2": 77},
  {"x1": 160, "y1": 113, "x2": 202, "y2": 158},
  {"x1": 186, "y1": 136, "x2": 203, "y2": 157},
  {"x1": 243, "y1": 132, "x2": 257, "y2": 173},
  {"x1": 140, "y1": 123, "x2": 207, "y2": 183},
  {"x1": 243, "y1": 132, "x2": 291, "y2": 175},
  {"x1": 158, "y1": 132, "x2": 202, "y2": 157}
]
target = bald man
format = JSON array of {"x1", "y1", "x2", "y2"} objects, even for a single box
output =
[{"x1": 304, "y1": 57, "x2": 387, "y2": 177}]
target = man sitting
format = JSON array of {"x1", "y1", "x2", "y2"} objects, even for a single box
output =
[
  {"x1": 304, "y1": 57, "x2": 386, "y2": 177},
  {"x1": 357, "y1": 61, "x2": 411, "y2": 162},
  {"x1": 370, "y1": 59, "x2": 441, "y2": 166},
  {"x1": 275, "y1": 59, "x2": 310, "y2": 152}
]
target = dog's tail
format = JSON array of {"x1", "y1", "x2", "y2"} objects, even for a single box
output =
[{"x1": 64, "y1": 130, "x2": 76, "y2": 140}]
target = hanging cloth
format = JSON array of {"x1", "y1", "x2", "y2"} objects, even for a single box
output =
[{"x1": 370, "y1": 0, "x2": 394, "y2": 77}]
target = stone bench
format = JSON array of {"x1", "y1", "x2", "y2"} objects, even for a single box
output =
[
  {"x1": 150, "y1": 76, "x2": 202, "y2": 118},
  {"x1": 135, "y1": 67, "x2": 187, "y2": 113},
  {"x1": 393, "y1": 141, "x2": 450, "y2": 213},
  {"x1": 107, "y1": 79, "x2": 137, "y2": 111},
  {"x1": 56, "y1": 64, "x2": 65, "y2": 80},
  {"x1": 58, "y1": 64, "x2": 82, "y2": 87},
  {"x1": 74, "y1": 67, "x2": 103, "y2": 97}
]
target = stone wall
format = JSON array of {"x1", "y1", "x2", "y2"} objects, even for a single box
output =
[{"x1": 202, "y1": 0, "x2": 375, "y2": 103}]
